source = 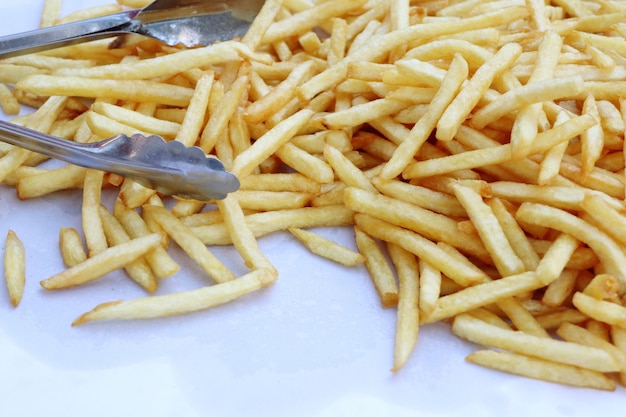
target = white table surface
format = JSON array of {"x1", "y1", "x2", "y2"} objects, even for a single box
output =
[{"x1": 0, "y1": 1, "x2": 623, "y2": 416}]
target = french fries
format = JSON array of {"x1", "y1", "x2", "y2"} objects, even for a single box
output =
[{"x1": 3, "y1": 0, "x2": 626, "y2": 393}]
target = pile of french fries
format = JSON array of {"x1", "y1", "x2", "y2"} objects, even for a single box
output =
[{"x1": 2, "y1": 0, "x2": 626, "y2": 391}]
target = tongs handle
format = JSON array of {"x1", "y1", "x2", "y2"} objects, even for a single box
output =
[
  {"x1": 0, "y1": 11, "x2": 136, "y2": 59},
  {"x1": 0, "y1": 120, "x2": 113, "y2": 170}
]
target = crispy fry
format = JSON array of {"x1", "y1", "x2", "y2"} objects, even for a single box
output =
[
  {"x1": 388, "y1": 243, "x2": 419, "y2": 371},
  {"x1": 289, "y1": 227, "x2": 364, "y2": 267},
  {"x1": 354, "y1": 226, "x2": 398, "y2": 308},
  {"x1": 4, "y1": 230, "x2": 25, "y2": 307},
  {"x1": 59, "y1": 228, "x2": 87, "y2": 268},
  {"x1": 73, "y1": 268, "x2": 277, "y2": 325},
  {"x1": 466, "y1": 350, "x2": 615, "y2": 391}
]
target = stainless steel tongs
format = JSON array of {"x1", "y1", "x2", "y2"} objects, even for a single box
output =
[
  {"x1": 0, "y1": 0, "x2": 267, "y2": 200},
  {"x1": 0, "y1": 0, "x2": 264, "y2": 58}
]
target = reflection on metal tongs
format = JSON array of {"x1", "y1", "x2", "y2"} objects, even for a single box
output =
[
  {"x1": 0, "y1": 120, "x2": 240, "y2": 201},
  {"x1": 0, "y1": 0, "x2": 265, "y2": 58}
]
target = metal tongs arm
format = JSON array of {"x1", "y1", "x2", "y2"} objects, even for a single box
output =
[{"x1": 0, "y1": 11, "x2": 139, "y2": 59}]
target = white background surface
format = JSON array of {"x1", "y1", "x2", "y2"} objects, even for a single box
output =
[{"x1": 0, "y1": 1, "x2": 624, "y2": 416}]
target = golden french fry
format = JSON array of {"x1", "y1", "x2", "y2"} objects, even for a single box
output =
[
  {"x1": 466, "y1": 350, "x2": 615, "y2": 391},
  {"x1": 418, "y1": 260, "x2": 440, "y2": 320},
  {"x1": 82, "y1": 169, "x2": 107, "y2": 257},
  {"x1": 496, "y1": 297, "x2": 550, "y2": 338},
  {"x1": 289, "y1": 227, "x2": 365, "y2": 267},
  {"x1": 16, "y1": 75, "x2": 195, "y2": 107},
  {"x1": 354, "y1": 226, "x2": 398, "y2": 308},
  {"x1": 53, "y1": 41, "x2": 244, "y2": 79},
  {"x1": 59, "y1": 227, "x2": 87, "y2": 268},
  {"x1": 16, "y1": 164, "x2": 86, "y2": 199},
  {"x1": 388, "y1": 243, "x2": 420, "y2": 371},
  {"x1": 72, "y1": 268, "x2": 277, "y2": 325},
  {"x1": 0, "y1": 83, "x2": 20, "y2": 115},
  {"x1": 200, "y1": 72, "x2": 249, "y2": 153},
  {"x1": 275, "y1": 142, "x2": 335, "y2": 184},
  {"x1": 4, "y1": 230, "x2": 25, "y2": 307},
  {"x1": 573, "y1": 292, "x2": 626, "y2": 328},
  {"x1": 40, "y1": 0, "x2": 62, "y2": 28},
  {"x1": 542, "y1": 269, "x2": 578, "y2": 307}
]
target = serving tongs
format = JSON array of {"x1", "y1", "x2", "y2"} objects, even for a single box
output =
[
  {"x1": 0, "y1": 120, "x2": 240, "y2": 201},
  {"x1": 0, "y1": 0, "x2": 268, "y2": 200},
  {"x1": 0, "y1": 0, "x2": 264, "y2": 58}
]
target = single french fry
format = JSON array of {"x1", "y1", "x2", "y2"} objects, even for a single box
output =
[
  {"x1": 4, "y1": 230, "x2": 25, "y2": 307},
  {"x1": 91, "y1": 102, "x2": 180, "y2": 138},
  {"x1": 59, "y1": 228, "x2": 87, "y2": 268},
  {"x1": 466, "y1": 350, "x2": 615, "y2": 391},
  {"x1": 40, "y1": 0, "x2": 62, "y2": 28},
  {"x1": 573, "y1": 292, "x2": 626, "y2": 328},
  {"x1": 388, "y1": 243, "x2": 419, "y2": 371},
  {"x1": 82, "y1": 169, "x2": 107, "y2": 257},
  {"x1": 580, "y1": 94, "x2": 604, "y2": 179},
  {"x1": 542, "y1": 269, "x2": 578, "y2": 307},
  {"x1": 418, "y1": 260, "x2": 441, "y2": 320},
  {"x1": 355, "y1": 226, "x2": 399, "y2": 308},
  {"x1": 17, "y1": 164, "x2": 86, "y2": 199},
  {"x1": 0, "y1": 83, "x2": 20, "y2": 115},
  {"x1": 470, "y1": 76, "x2": 585, "y2": 130},
  {"x1": 262, "y1": 0, "x2": 368, "y2": 44},
  {"x1": 191, "y1": 205, "x2": 355, "y2": 245},
  {"x1": 17, "y1": 75, "x2": 196, "y2": 107},
  {"x1": 582, "y1": 274, "x2": 621, "y2": 302},
  {"x1": 72, "y1": 268, "x2": 277, "y2": 325},
  {"x1": 289, "y1": 227, "x2": 364, "y2": 267},
  {"x1": 200, "y1": 72, "x2": 250, "y2": 153},
  {"x1": 244, "y1": 61, "x2": 316, "y2": 125},
  {"x1": 53, "y1": 41, "x2": 244, "y2": 79}
]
